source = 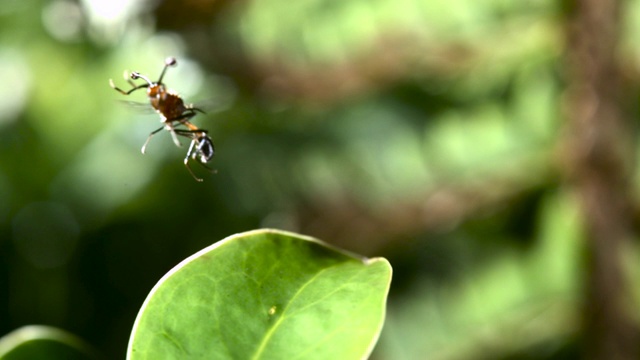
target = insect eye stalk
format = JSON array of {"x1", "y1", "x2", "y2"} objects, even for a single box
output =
[
  {"x1": 165, "y1": 57, "x2": 177, "y2": 66},
  {"x1": 130, "y1": 72, "x2": 153, "y2": 86},
  {"x1": 157, "y1": 57, "x2": 177, "y2": 84}
]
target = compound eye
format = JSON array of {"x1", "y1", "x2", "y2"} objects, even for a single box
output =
[{"x1": 165, "y1": 57, "x2": 177, "y2": 66}]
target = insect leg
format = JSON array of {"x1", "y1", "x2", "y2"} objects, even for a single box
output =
[
  {"x1": 183, "y1": 139, "x2": 203, "y2": 182},
  {"x1": 190, "y1": 106, "x2": 206, "y2": 114},
  {"x1": 174, "y1": 128, "x2": 208, "y2": 135},
  {"x1": 126, "y1": 77, "x2": 138, "y2": 89},
  {"x1": 156, "y1": 119, "x2": 183, "y2": 148},
  {"x1": 141, "y1": 126, "x2": 165, "y2": 154},
  {"x1": 195, "y1": 159, "x2": 217, "y2": 174},
  {"x1": 109, "y1": 79, "x2": 149, "y2": 95},
  {"x1": 169, "y1": 110, "x2": 198, "y2": 128},
  {"x1": 169, "y1": 128, "x2": 182, "y2": 148}
]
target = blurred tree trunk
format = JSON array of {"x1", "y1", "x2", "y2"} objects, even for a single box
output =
[{"x1": 564, "y1": 0, "x2": 638, "y2": 359}]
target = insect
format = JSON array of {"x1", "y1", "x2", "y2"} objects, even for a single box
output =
[{"x1": 110, "y1": 57, "x2": 215, "y2": 181}]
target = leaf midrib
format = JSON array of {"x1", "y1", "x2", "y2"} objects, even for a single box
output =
[{"x1": 250, "y1": 264, "x2": 337, "y2": 360}]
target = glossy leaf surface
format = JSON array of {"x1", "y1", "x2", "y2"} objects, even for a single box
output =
[{"x1": 128, "y1": 229, "x2": 392, "y2": 360}]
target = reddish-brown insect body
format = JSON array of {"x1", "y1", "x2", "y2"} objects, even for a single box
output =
[
  {"x1": 109, "y1": 57, "x2": 215, "y2": 181},
  {"x1": 150, "y1": 87, "x2": 188, "y2": 121}
]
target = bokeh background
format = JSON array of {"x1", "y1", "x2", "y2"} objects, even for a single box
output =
[{"x1": 2, "y1": 0, "x2": 640, "y2": 359}]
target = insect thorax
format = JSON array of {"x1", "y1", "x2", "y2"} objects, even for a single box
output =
[{"x1": 150, "y1": 88, "x2": 187, "y2": 120}]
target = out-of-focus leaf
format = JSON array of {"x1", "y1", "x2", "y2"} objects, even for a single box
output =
[
  {"x1": 0, "y1": 326, "x2": 100, "y2": 360},
  {"x1": 375, "y1": 191, "x2": 582, "y2": 359}
]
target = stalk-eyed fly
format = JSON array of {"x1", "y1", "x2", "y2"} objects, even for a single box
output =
[{"x1": 110, "y1": 57, "x2": 216, "y2": 181}]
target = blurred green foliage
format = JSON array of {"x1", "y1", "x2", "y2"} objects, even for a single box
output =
[
  {"x1": 0, "y1": 326, "x2": 99, "y2": 360},
  {"x1": 1, "y1": 0, "x2": 640, "y2": 359}
]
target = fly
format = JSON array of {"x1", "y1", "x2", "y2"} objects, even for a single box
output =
[{"x1": 110, "y1": 57, "x2": 216, "y2": 181}]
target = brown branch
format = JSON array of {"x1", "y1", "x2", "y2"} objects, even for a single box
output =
[
  {"x1": 295, "y1": 167, "x2": 548, "y2": 256},
  {"x1": 189, "y1": 28, "x2": 479, "y2": 106},
  {"x1": 564, "y1": 0, "x2": 638, "y2": 359},
  {"x1": 254, "y1": 33, "x2": 476, "y2": 106}
]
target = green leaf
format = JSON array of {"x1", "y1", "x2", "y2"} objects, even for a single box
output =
[
  {"x1": 128, "y1": 229, "x2": 392, "y2": 360},
  {"x1": 0, "y1": 326, "x2": 100, "y2": 360}
]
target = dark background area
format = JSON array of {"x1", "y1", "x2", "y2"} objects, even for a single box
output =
[{"x1": 1, "y1": 0, "x2": 640, "y2": 359}]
